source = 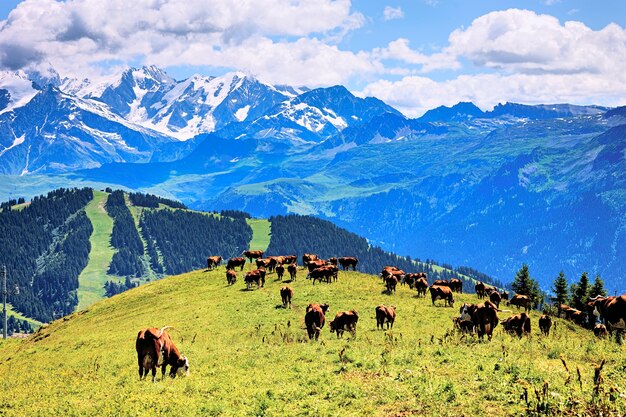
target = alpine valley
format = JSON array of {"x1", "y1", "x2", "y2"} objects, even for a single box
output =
[{"x1": 1, "y1": 66, "x2": 625, "y2": 292}]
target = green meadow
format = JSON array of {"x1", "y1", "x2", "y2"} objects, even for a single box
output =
[{"x1": 0, "y1": 267, "x2": 623, "y2": 416}]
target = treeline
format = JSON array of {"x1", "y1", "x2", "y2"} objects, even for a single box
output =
[
  {"x1": 456, "y1": 266, "x2": 511, "y2": 291},
  {"x1": 0, "y1": 197, "x2": 25, "y2": 211},
  {"x1": 551, "y1": 270, "x2": 607, "y2": 328},
  {"x1": 220, "y1": 210, "x2": 251, "y2": 220},
  {"x1": 104, "y1": 277, "x2": 138, "y2": 297},
  {"x1": 140, "y1": 209, "x2": 252, "y2": 275},
  {"x1": 105, "y1": 191, "x2": 145, "y2": 277},
  {"x1": 6, "y1": 316, "x2": 34, "y2": 335},
  {"x1": 0, "y1": 188, "x2": 93, "y2": 322},
  {"x1": 128, "y1": 192, "x2": 186, "y2": 209}
]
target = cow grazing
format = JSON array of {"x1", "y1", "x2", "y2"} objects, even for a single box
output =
[
  {"x1": 489, "y1": 291, "x2": 502, "y2": 308},
  {"x1": 449, "y1": 278, "x2": 463, "y2": 293},
  {"x1": 283, "y1": 255, "x2": 297, "y2": 265},
  {"x1": 287, "y1": 263, "x2": 297, "y2": 281},
  {"x1": 226, "y1": 270, "x2": 237, "y2": 285},
  {"x1": 385, "y1": 274, "x2": 399, "y2": 294},
  {"x1": 206, "y1": 256, "x2": 222, "y2": 270},
  {"x1": 308, "y1": 266, "x2": 337, "y2": 284},
  {"x1": 302, "y1": 254, "x2": 319, "y2": 267},
  {"x1": 136, "y1": 326, "x2": 189, "y2": 382},
  {"x1": 539, "y1": 314, "x2": 552, "y2": 336},
  {"x1": 276, "y1": 265, "x2": 285, "y2": 281},
  {"x1": 256, "y1": 258, "x2": 272, "y2": 270},
  {"x1": 338, "y1": 257, "x2": 358, "y2": 271},
  {"x1": 244, "y1": 269, "x2": 266, "y2": 289},
  {"x1": 594, "y1": 323, "x2": 609, "y2": 338},
  {"x1": 329, "y1": 310, "x2": 359, "y2": 338},
  {"x1": 375, "y1": 305, "x2": 396, "y2": 330},
  {"x1": 280, "y1": 286, "x2": 293, "y2": 309},
  {"x1": 453, "y1": 317, "x2": 475, "y2": 334},
  {"x1": 226, "y1": 257, "x2": 246, "y2": 271},
  {"x1": 305, "y1": 303, "x2": 329, "y2": 340},
  {"x1": 243, "y1": 250, "x2": 264, "y2": 263},
  {"x1": 402, "y1": 273, "x2": 416, "y2": 289},
  {"x1": 429, "y1": 285, "x2": 454, "y2": 307},
  {"x1": 591, "y1": 295, "x2": 626, "y2": 339},
  {"x1": 380, "y1": 266, "x2": 400, "y2": 282},
  {"x1": 508, "y1": 294, "x2": 531, "y2": 311},
  {"x1": 328, "y1": 257, "x2": 338, "y2": 266},
  {"x1": 502, "y1": 312, "x2": 531, "y2": 337},
  {"x1": 306, "y1": 259, "x2": 327, "y2": 272},
  {"x1": 415, "y1": 277, "x2": 428, "y2": 297}
]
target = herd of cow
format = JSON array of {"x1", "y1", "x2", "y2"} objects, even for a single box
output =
[{"x1": 135, "y1": 250, "x2": 626, "y2": 382}]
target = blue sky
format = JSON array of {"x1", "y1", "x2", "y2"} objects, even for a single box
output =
[{"x1": 1, "y1": 0, "x2": 625, "y2": 116}]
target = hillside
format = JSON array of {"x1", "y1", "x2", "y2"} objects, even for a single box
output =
[
  {"x1": 0, "y1": 267, "x2": 623, "y2": 416},
  {"x1": 1, "y1": 189, "x2": 500, "y2": 326}
]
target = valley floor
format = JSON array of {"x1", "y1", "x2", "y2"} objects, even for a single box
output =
[{"x1": 0, "y1": 268, "x2": 624, "y2": 416}]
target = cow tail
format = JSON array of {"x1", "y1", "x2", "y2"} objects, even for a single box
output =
[{"x1": 158, "y1": 326, "x2": 174, "y2": 338}]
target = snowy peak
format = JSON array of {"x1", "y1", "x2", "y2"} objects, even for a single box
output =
[{"x1": 0, "y1": 70, "x2": 39, "y2": 114}]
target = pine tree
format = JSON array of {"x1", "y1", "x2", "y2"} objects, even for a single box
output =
[
  {"x1": 552, "y1": 271, "x2": 568, "y2": 312},
  {"x1": 572, "y1": 272, "x2": 590, "y2": 311},
  {"x1": 512, "y1": 264, "x2": 540, "y2": 306},
  {"x1": 589, "y1": 274, "x2": 607, "y2": 298}
]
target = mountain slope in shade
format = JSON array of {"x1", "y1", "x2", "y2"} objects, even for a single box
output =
[{"x1": 417, "y1": 102, "x2": 485, "y2": 123}]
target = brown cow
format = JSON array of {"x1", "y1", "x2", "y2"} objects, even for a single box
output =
[
  {"x1": 206, "y1": 256, "x2": 222, "y2": 270},
  {"x1": 402, "y1": 273, "x2": 417, "y2": 289},
  {"x1": 302, "y1": 253, "x2": 319, "y2": 267},
  {"x1": 385, "y1": 274, "x2": 399, "y2": 294},
  {"x1": 276, "y1": 265, "x2": 285, "y2": 281},
  {"x1": 591, "y1": 295, "x2": 626, "y2": 338},
  {"x1": 508, "y1": 294, "x2": 531, "y2": 311},
  {"x1": 280, "y1": 286, "x2": 293, "y2": 309},
  {"x1": 244, "y1": 269, "x2": 266, "y2": 289},
  {"x1": 381, "y1": 266, "x2": 400, "y2": 282},
  {"x1": 287, "y1": 263, "x2": 297, "y2": 281},
  {"x1": 475, "y1": 282, "x2": 487, "y2": 299},
  {"x1": 307, "y1": 259, "x2": 328, "y2": 272},
  {"x1": 594, "y1": 323, "x2": 609, "y2": 338},
  {"x1": 459, "y1": 301, "x2": 500, "y2": 340},
  {"x1": 329, "y1": 310, "x2": 359, "y2": 338},
  {"x1": 429, "y1": 285, "x2": 454, "y2": 307},
  {"x1": 449, "y1": 278, "x2": 463, "y2": 293},
  {"x1": 328, "y1": 257, "x2": 338, "y2": 266},
  {"x1": 283, "y1": 255, "x2": 297, "y2": 265},
  {"x1": 489, "y1": 291, "x2": 502, "y2": 308},
  {"x1": 226, "y1": 257, "x2": 246, "y2": 271},
  {"x1": 136, "y1": 326, "x2": 189, "y2": 382},
  {"x1": 433, "y1": 279, "x2": 449, "y2": 287},
  {"x1": 338, "y1": 257, "x2": 358, "y2": 271},
  {"x1": 305, "y1": 303, "x2": 329, "y2": 340},
  {"x1": 308, "y1": 266, "x2": 337, "y2": 284},
  {"x1": 415, "y1": 277, "x2": 428, "y2": 297},
  {"x1": 226, "y1": 270, "x2": 237, "y2": 285},
  {"x1": 539, "y1": 314, "x2": 552, "y2": 336},
  {"x1": 375, "y1": 305, "x2": 396, "y2": 330},
  {"x1": 256, "y1": 258, "x2": 272, "y2": 270},
  {"x1": 501, "y1": 312, "x2": 531, "y2": 337},
  {"x1": 243, "y1": 250, "x2": 264, "y2": 263},
  {"x1": 501, "y1": 291, "x2": 510, "y2": 301},
  {"x1": 452, "y1": 317, "x2": 475, "y2": 333}
]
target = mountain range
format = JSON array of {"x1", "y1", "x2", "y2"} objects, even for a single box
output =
[{"x1": 1, "y1": 65, "x2": 625, "y2": 292}]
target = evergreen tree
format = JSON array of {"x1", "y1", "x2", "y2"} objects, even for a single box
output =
[
  {"x1": 512, "y1": 264, "x2": 540, "y2": 306},
  {"x1": 571, "y1": 272, "x2": 590, "y2": 311},
  {"x1": 552, "y1": 271, "x2": 568, "y2": 312},
  {"x1": 589, "y1": 274, "x2": 607, "y2": 298}
]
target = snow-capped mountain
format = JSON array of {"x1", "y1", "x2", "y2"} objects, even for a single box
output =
[
  {"x1": 0, "y1": 85, "x2": 175, "y2": 174},
  {"x1": 0, "y1": 70, "x2": 39, "y2": 115}
]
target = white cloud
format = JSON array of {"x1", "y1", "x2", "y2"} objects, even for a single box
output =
[
  {"x1": 383, "y1": 6, "x2": 404, "y2": 21},
  {"x1": 373, "y1": 38, "x2": 459, "y2": 72},
  {"x1": 0, "y1": 0, "x2": 369, "y2": 86},
  {"x1": 446, "y1": 9, "x2": 626, "y2": 75},
  {"x1": 360, "y1": 70, "x2": 626, "y2": 117}
]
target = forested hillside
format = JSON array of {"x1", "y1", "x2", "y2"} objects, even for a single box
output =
[
  {"x1": 266, "y1": 214, "x2": 493, "y2": 290},
  {"x1": 0, "y1": 188, "x2": 93, "y2": 322},
  {"x1": 105, "y1": 190, "x2": 145, "y2": 277},
  {"x1": 140, "y1": 209, "x2": 252, "y2": 275}
]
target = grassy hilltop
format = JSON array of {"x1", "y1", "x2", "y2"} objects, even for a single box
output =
[{"x1": 0, "y1": 267, "x2": 624, "y2": 416}]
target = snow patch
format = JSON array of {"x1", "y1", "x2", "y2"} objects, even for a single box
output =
[{"x1": 235, "y1": 105, "x2": 251, "y2": 121}]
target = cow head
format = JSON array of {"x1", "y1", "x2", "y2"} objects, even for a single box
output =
[
  {"x1": 171, "y1": 356, "x2": 190, "y2": 378},
  {"x1": 329, "y1": 320, "x2": 337, "y2": 333},
  {"x1": 459, "y1": 303, "x2": 472, "y2": 321},
  {"x1": 320, "y1": 303, "x2": 330, "y2": 314}
]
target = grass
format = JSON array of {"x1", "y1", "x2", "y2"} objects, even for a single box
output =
[
  {"x1": 247, "y1": 218, "x2": 271, "y2": 252},
  {"x1": 0, "y1": 268, "x2": 624, "y2": 416},
  {"x1": 77, "y1": 190, "x2": 115, "y2": 310}
]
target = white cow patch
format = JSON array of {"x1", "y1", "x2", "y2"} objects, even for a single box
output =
[{"x1": 609, "y1": 318, "x2": 626, "y2": 330}]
